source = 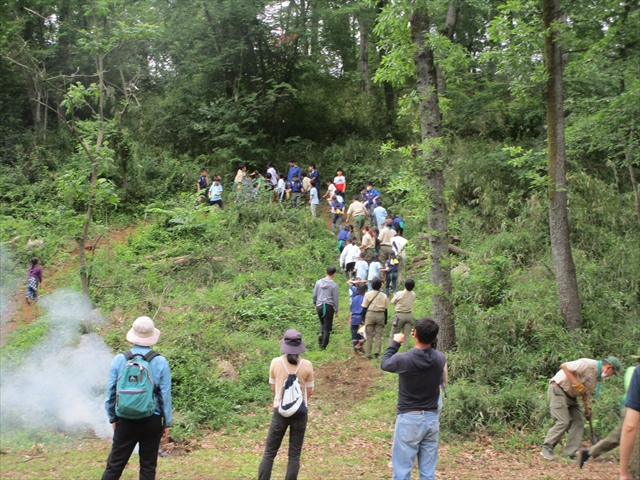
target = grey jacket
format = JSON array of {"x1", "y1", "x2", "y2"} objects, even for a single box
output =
[{"x1": 312, "y1": 278, "x2": 339, "y2": 312}]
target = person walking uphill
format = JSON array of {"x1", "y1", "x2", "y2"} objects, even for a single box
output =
[
  {"x1": 258, "y1": 330, "x2": 314, "y2": 480},
  {"x1": 26, "y1": 257, "x2": 43, "y2": 304},
  {"x1": 381, "y1": 317, "x2": 446, "y2": 480},
  {"x1": 313, "y1": 266, "x2": 340, "y2": 349},
  {"x1": 541, "y1": 355, "x2": 621, "y2": 460},
  {"x1": 390, "y1": 278, "x2": 416, "y2": 351},
  {"x1": 102, "y1": 317, "x2": 172, "y2": 480},
  {"x1": 361, "y1": 277, "x2": 389, "y2": 359}
]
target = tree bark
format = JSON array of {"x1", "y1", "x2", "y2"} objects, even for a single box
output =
[
  {"x1": 358, "y1": 15, "x2": 370, "y2": 95},
  {"x1": 542, "y1": 0, "x2": 582, "y2": 330},
  {"x1": 411, "y1": 6, "x2": 455, "y2": 351},
  {"x1": 436, "y1": 0, "x2": 459, "y2": 95}
]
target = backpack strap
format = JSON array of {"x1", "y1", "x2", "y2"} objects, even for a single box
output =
[
  {"x1": 123, "y1": 350, "x2": 134, "y2": 360},
  {"x1": 143, "y1": 351, "x2": 161, "y2": 363},
  {"x1": 280, "y1": 356, "x2": 303, "y2": 375}
]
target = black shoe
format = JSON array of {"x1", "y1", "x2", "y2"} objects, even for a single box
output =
[
  {"x1": 578, "y1": 449, "x2": 589, "y2": 469},
  {"x1": 373, "y1": 353, "x2": 379, "y2": 358}
]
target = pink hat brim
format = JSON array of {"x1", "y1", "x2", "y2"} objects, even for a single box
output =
[{"x1": 126, "y1": 327, "x2": 160, "y2": 347}]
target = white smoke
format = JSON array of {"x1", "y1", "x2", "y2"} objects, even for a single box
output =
[{"x1": 0, "y1": 290, "x2": 114, "y2": 438}]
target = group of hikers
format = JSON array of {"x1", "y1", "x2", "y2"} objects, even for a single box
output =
[
  {"x1": 196, "y1": 159, "x2": 346, "y2": 215},
  {"x1": 20, "y1": 159, "x2": 639, "y2": 479}
]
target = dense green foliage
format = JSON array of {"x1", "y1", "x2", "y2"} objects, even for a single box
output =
[{"x1": 1, "y1": 0, "x2": 639, "y2": 445}]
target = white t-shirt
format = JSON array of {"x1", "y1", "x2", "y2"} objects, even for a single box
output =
[
  {"x1": 267, "y1": 167, "x2": 278, "y2": 186},
  {"x1": 334, "y1": 175, "x2": 346, "y2": 186},
  {"x1": 391, "y1": 236, "x2": 408, "y2": 258},
  {"x1": 327, "y1": 183, "x2": 336, "y2": 198}
]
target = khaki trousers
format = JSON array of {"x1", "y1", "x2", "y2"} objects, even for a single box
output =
[
  {"x1": 588, "y1": 406, "x2": 627, "y2": 458},
  {"x1": 379, "y1": 245, "x2": 392, "y2": 264},
  {"x1": 364, "y1": 311, "x2": 385, "y2": 358},
  {"x1": 391, "y1": 312, "x2": 413, "y2": 351},
  {"x1": 543, "y1": 384, "x2": 584, "y2": 455}
]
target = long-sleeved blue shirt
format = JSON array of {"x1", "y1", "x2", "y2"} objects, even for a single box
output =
[
  {"x1": 104, "y1": 344, "x2": 172, "y2": 426},
  {"x1": 287, "y1": 165, "x2": 301, "y2": 182}
]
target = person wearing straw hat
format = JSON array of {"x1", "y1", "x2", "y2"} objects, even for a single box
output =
[
  {"x1": 541, "y1": 355, "x2": 621, "y2": 461},
  {"x1": 258, "y1": 330, "x2": 315, "y2": 480},
  {"x1": 579, "y1": 349, "x2": 640, "y2": 469},
  {"x1": 102, "y1": 316, "x2": 172, "y2": 480}
]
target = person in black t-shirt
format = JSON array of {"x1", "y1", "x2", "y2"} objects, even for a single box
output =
[{"x1": 381, "y1": 317, "x2": 446, "y2": 480}]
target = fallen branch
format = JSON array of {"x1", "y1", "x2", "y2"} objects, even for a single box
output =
[{"x1": 449, "y1": 244, "x2": 470, "y2": 255}]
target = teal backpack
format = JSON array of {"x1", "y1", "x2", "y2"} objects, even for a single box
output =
[{"x1": 115, "y1": 350, "x2": 160, "y2": 420}]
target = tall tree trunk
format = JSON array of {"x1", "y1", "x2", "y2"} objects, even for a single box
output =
[
  {"x1": 358, "y1": 15, "x2": 370, "y2": 95},
  {"x1": 411, "y1": 6, "x2": 455, "y2": 351},
  {"x1": 436, "y1": 0, "x2": 459, "y2": 95},
  {"x1": 542, "y1": 0, "x2": 582, "y2": 330}
]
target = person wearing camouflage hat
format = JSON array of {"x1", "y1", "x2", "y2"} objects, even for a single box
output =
[{"x1": 541, "y1": 355, "x2": 621, "y2": 461}]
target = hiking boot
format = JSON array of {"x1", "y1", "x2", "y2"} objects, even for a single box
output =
[
  {"x1": 540, "y1": 446, "x2": 555, "y2": 460},
  {"x1": 578, "y1": 449, "x2": 589, "y2": 468}
]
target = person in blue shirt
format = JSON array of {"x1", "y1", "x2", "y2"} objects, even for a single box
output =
[
  {"x1": 286, "y1": 174, "x2": 304, "y2": 208},
  {"x1": 330, "y1": 195, "x2": 345, "y2": 234},
  {"x1": 349, "y1": 283, "x2": 367, "y2": 353},
  {"x1": 195, "y1": 169, "x2": 209, "y2": 206},
  {"x1": 384, "y1": 251, "x2": 399, "y2": 295},
  {"x1": 373, "y1": 201, "x2": 387, "y2": 229},
  {"x1": 208, "y1": 176, "x2": 223, "y2": 208},
  {"x1": 368, "y1": 254, "x2": 382, "y2": 291},
  {"x1": 364, "y1": 182, "x2": 380, "y2": 226},
  {"x1": 309, "y1": 186, "x2": 320, "y2": 216},
  {"x1": 337, "y1": 225, "x2": 352, "y2": 252},
  {"x1": 620, "y1": 360, "x2": 640, "y2": 480},
  {"x1": 287, "y1": 158, "x2": 301, "y2": 183},
  {"x1": 391, "y1": 213, "x2": 405, "y2": 236},
  {"x1": 355, "y1": 252, "x2": 369, "y2": 282},
  {"x1": 308, "y1": 163, "x2": 320, "y2": 193},
  {"x1": 102, "y1": 316, "x2": 172, "y2": 480}
]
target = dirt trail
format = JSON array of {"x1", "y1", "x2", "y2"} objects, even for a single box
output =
[{"x1": 0, "y1": 225, "x2": 139, "y2": 344}]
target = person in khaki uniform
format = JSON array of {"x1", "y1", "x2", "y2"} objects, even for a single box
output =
[
  {"x1": 361, "y1": 277, "x2": 389, "y2": 359},
  {"x1": 345, "y1": 196, "x2": 367, "y2": 243},
  {"x1": 390, "y1": 278, "x2": 416, "y2": 351},
  {"x1": 378, "y1": 219, "x2": 397, "y2": 264},
  {"x1": 360, "y1": 226, "x2": 375, "y2": 263},
  {"x1": 541, "y1": 356, "x2": 621, "y2": 460}
]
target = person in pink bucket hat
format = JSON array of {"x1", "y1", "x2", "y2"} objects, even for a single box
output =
[{"x1": 101, "y1": 316, "x2": 172, "y2": 480}]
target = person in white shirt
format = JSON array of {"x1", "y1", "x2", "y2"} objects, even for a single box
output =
[
  {"x1": 266, "y1": 162, "x2": 278, "y2": 187},
  {"x1": 275, "y1": 174, "x2": 286, "y2": 202},
  {"x1": 323, "y1": 179, "x2": 337, "y2": 200},
  {"x1": 334, "y1": 168, "x2": 346, "y2": 195},
  {"x1": 340, "y1": 238, "x2": 361, "y2": 280}
]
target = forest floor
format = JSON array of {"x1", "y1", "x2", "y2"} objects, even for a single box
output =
[{"x1": 0, "y1": 357, "x2": 619, "y2": 479}]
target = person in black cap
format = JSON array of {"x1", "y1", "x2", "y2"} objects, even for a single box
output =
[{"x1": 258, "y1": 330, "x2": 315, "y2": 480}]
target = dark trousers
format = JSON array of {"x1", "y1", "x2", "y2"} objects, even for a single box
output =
[
  {"x1": 101, "y1": 415, "x2": 163, "y2": 480},
  {"x1": 258, "y1": 409, "x2": 308, "y2": 480},
  {"x1": 316, "y1": 303, "x2": 335, "y2": 349},
  {"x1": 350, "y1": 324, "x2": 364, "y2": 349}
]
